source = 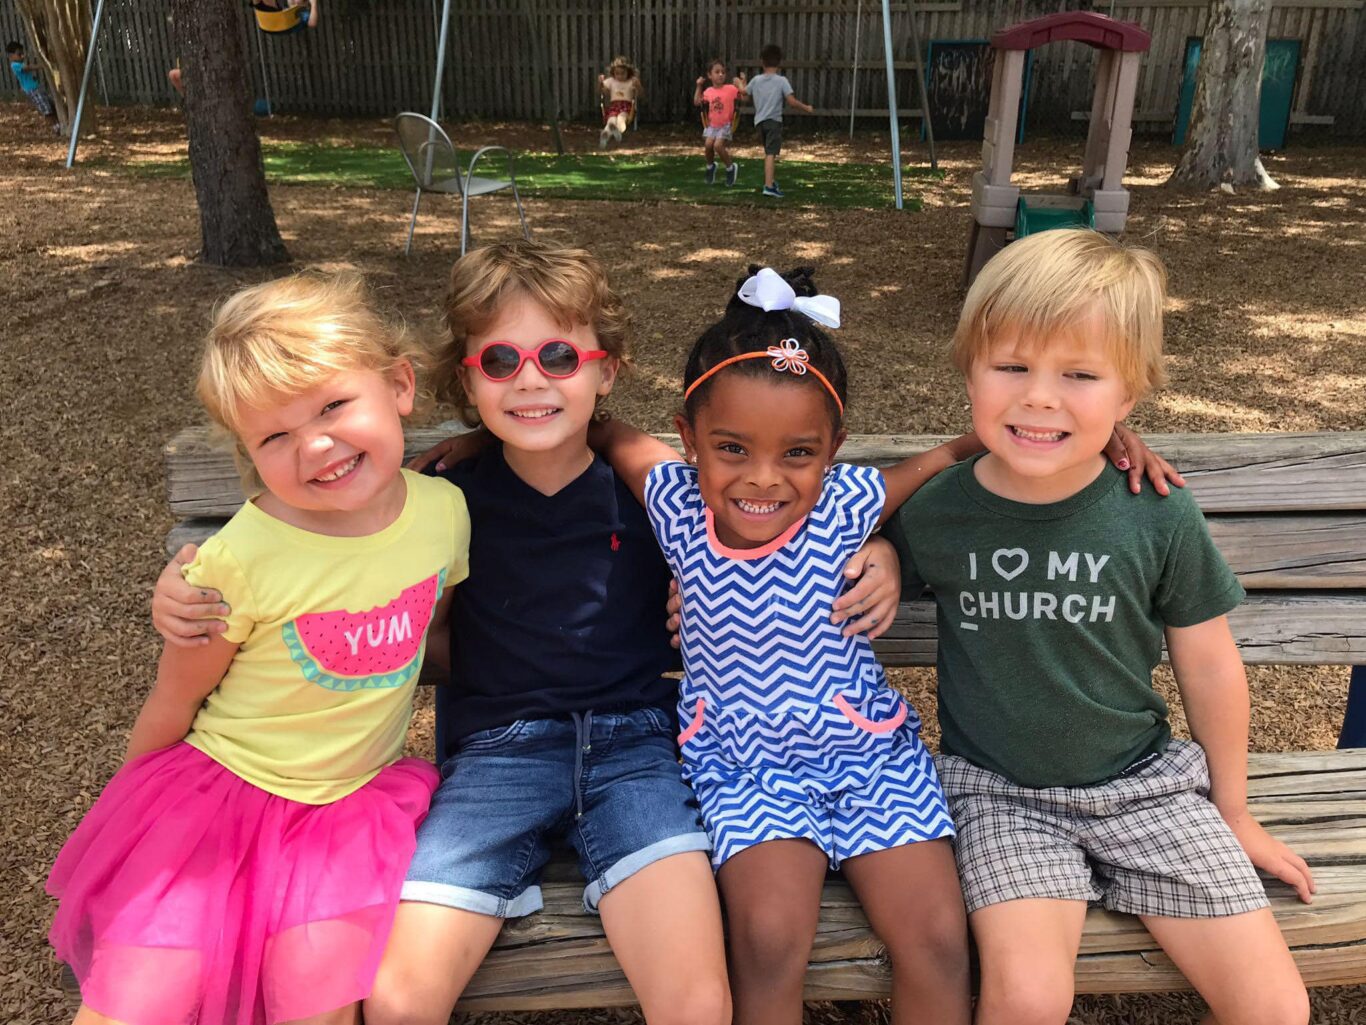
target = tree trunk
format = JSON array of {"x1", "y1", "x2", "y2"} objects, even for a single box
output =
[
  {"x1": 1167, "y1": 0, "x2": 1278, "y2": 190},
  {"x1": 14, "y1": 0, "x2": 92, "y2": 130},
  {"x1": 170, "y1": 0, "x2": 289, "y2": 267}
]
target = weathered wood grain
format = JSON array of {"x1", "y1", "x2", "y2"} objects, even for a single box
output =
[
  {"x1": 439, "y1": 751, "x2": 1366, "y2": 1009},
  {"x1": 164, "y1": 428, "x2": 1366, "y2": 517}
]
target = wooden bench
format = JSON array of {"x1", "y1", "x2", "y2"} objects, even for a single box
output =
[{"x1": 157, "y1": 426, "x2": 1366, "y2": 1006}]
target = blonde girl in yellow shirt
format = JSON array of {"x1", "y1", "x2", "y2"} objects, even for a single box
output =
[{"x1": 47, "y1": 274, "x2": 470, "y2": 1025}]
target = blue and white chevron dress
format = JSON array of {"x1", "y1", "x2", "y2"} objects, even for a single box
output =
[{"x1": 644, "y1": 461, "x2": 954, "y2": 869}]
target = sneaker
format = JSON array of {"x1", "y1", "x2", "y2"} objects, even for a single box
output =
[
  {"x1": 705, "y1": 162, "x2": 717, "y2": 185},
  {"x1": 611, "y1": 125, "x2": 623, "y2": 142},
  {"x1": 762, "y1": 184, "x2": 783, "y2": 198},
  {"x1": 725, "y1": 162, "x2": 738, "y2": 187}
]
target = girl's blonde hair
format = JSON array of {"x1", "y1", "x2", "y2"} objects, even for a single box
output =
[
  {"x1": 433, "y1": 240, "x2": 631, "y2": 425},
  {"x1": 198, "y1": 273, "x2": 426, "y2": 487},
  {"x1": 608, "y1": 55, "x2": 637, "y2": 77},
  {"x1": 951, "y1": 229, "x2": 1168, "y2": 398}
]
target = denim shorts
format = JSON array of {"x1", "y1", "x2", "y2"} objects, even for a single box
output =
[{"x1": 402, "y1": 707, "x2": 710, "y2": 917}]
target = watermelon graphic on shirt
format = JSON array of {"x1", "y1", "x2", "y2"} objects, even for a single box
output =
[{"x1": 282, "y1": 569, "x2": 446, "y2": 690}]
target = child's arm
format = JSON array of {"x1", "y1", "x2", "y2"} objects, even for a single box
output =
[
  {"x1": 1167, "y1": 617, "x2": 1316, "y2": 903},
  {"x1": 599, "y1": 73, "x2": 611, "y2": 96},
  {"x1": 587, "y1": 417, "x2": 678, "y2": 506},
  {"x1": 877, "y1": 433, "x2": 984, "y2": 527},
  {"x1": 423, "y1": 588, "x2": 456, "y2": 673},
  {"x1": 631, "y1": 75, "x2": 643, "y2": 102},
  {"x1": 693, "y1": 77, "x2": 706, "y2": 107},
  {"x1": 406, "y1": 427, "x2": 494, "y2": 473},
  {"x1": 734, "y1": 74, "x2": 749, "y2": 101},
  {"x1": 785, "y1": 93, "x2": 814, "y2": 114},
  {"x1": 126, "y1": 636, "x2": 239, "y2": 762}
]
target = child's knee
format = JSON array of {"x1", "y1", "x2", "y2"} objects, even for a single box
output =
[
  {"x1": 978, "y1": 968, "x2": 1073, "y2": 1025},
  {"x1": 645, "y1": 974, "x2": 732, "y2": 1025},
  {"x1": 886, "y1": 904, "x2": 969, "y2": 978},
  {"x1": 1237, "y1": 983, "x2": 1309, "y2": 1025},
  {"x1": 727, "y1": 908, "x2": 815, "y2": 979},
  {"x1": 364, "y1": 972, "x2": 451, "y2": 1025}
]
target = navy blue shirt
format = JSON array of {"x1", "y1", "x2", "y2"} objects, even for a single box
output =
[{"x1": 434, "y1": 443, "x2": 679, "y2": 758}]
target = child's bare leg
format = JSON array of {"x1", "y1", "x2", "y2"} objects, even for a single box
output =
[
  {"x1": 716, "y1": 139, "x2": 732, "y2": 167},
  {"x1": 1140, "y1": 910, "x2": 1307, "y2": 1025},
  {"x1": 971, "y1": 898, "x2": 1087, "y2": 1025},
  {"x1": 598, "y1": 851, "x2": 731, "y2": 1025},
  {"x1": 73, "y1": 1006, "x2": 128, "y2": 1025},
  {"x1": 364, "y1": 902, "x2": 504, "y2": 1025},
  {"x1": 840, "y1": 839, "x2": 970, "y2": 1025},
  {"x1": 704, "y1": 138, "x2": 717, "y2": 165},
  {"x1": 283, "y1": 1004, "x2": 359, "y2": 1025},
  {"x1": 763, "y1": 154, "x2": 776, "y2": 187},
  {"x1": 717, "y1": 839, "x2": 829, "y2": 1025}
]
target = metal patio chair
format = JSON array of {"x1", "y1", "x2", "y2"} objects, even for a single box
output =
[{"x1": 393, "y1": 112, "x2": 530, "y2": 257}]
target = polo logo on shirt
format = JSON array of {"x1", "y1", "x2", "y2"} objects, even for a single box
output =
[{"x1": 611, "y1": 533, "x2": 621, "y2": 551}]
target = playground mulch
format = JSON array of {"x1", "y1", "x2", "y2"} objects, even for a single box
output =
[{"x1": 2, "y1": 102, "x2": 1364, "y2": 1024}]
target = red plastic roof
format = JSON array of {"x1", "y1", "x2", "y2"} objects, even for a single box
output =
[{"x1": 990, "y1": 11, "x2": 1151, "y2": 53}]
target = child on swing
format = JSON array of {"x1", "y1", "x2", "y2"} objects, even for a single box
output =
[
  {"x1": 599, "y1": 55, "x2": 642, "y2": 148},
  {"x1": 693, "y1": 58, "x2": 746, "y2": 187}
]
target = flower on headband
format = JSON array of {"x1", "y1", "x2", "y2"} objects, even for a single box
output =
[{"x1": 767, "y1": 338, "x2": 810, "y2": 375}]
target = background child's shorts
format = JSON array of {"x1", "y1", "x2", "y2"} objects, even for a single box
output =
[
  {"x1": 603, "y1": 99, "x2": 633, "y2": 124},
  {"x1": 703, "y1": 125, "x2": 733, "y2": 141},
  {"x1": 757, "y1": 118, "x2": 783, "y2": 155},
  {"x1": 939, "y1": 739, "x2": 1269, "y2": 918},
  {"x1": 403, "y1": 707, "x2": 710, "y2": 916},
  {"x1": 25, "y1": 87, "x2": 54, "y2": 117}
]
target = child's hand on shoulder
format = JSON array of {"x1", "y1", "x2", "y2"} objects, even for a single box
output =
[
  {"x1": 153, "y1": 544, "x2": 230, "y2": 647},
  {"x1": 1107, "y1": 424, "x2": 1187, "y2": 496},
  {"x1": 1224, "y1": 808, "x2": 1315, "y2": 904},
  {"x1": 830, "y1": 535, "x2": 901, "y2": 639}
]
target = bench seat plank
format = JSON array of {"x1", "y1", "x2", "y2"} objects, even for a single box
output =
[
  {"x1": 164, "y1": 428, "x2": 1366, "y2": 518},
  {"x1": 442, "y1": 751, "x2": 1366, "y2": 1009}
]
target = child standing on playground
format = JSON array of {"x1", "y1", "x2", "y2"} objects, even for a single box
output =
[
  {"x1": 150, "y1": 245, "x2": 901, "y2": 1025},
  {"x1": 880, "y1": 230, "x2": 1315, "y2": 1025},
  {"x1": 49, "y1": 273, "x2": 465, "y2": 1025},
  {"x1": 746, "y1": 45, "x2": 813, "y2": 198},
  {"x1": 7, "y1": 41, "x2": 60, "y2": 134},
  {"x1": 599, "y1": 55, "x2": 642, "y2": 148},
  {"x1": 590, "y1": 265, "x2": 978, "y2": 1025},
  {"x1": 693, "y1": 58, "x2": 746, "y2": 187}
]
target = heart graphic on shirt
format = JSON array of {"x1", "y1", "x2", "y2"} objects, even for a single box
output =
[{"x1": 991, "y1": 548, "x2": 1029, "y2": 581}]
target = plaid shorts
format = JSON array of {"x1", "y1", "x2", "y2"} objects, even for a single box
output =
[
  {"x1": 938, "y1": 740, "x2": 1269, "y2": 919},
  {"x1": 25, "y1": 88, "x2": 54, "y2": 117}
]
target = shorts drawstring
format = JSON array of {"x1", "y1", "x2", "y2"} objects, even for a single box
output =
[{"x1": 570, "y1": 710, "x2": 594, "y2": 819}]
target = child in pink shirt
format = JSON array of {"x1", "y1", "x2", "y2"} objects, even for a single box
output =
[{"x1": 692, "y1": 58, "x2": 746, "y2": 187}]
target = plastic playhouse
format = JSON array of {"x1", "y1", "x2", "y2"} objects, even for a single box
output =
[{"x1": 964, "y1": 12, "x2": 1151, "y2": 286}]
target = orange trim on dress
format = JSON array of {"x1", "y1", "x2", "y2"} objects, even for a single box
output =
[
  {"x1": 704, "y1": 508, "x2": 806, "y2": 560},
  {"x1": 677, "y1": 698, "x2": 706, "y2": 745},
  {"x1": 834, "y1": 693, "x2": 907, "y2": 734}
]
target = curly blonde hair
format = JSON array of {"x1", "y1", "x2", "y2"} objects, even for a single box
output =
[{"x1": 433, "y1": 240, "x2": 632, "y2": 425}]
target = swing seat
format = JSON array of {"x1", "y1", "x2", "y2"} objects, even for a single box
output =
[{"x1": 253, "y1": 4, "x2": 304, "y2": 34}]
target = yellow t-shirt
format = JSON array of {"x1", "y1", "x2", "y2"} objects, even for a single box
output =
[{"x1": 183, "y1": 470, "x2": 470, "y2": 804}]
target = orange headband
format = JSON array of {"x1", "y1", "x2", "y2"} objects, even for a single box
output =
[{"x1": 682, "y1": 338, "x2": 844, "y2": 415}]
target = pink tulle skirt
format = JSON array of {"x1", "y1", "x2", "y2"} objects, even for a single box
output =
[{"x1": 47, "y1": 742, "x2": 438, "y2": 1025}]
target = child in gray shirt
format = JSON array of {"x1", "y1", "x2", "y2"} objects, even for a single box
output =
[{"x1": 746, "y1": 44, "x2": 813, "y2": 197}]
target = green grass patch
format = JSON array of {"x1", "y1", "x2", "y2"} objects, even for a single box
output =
[{"x1": 116, "y1": 141, "x2": 923, "y2": 211}]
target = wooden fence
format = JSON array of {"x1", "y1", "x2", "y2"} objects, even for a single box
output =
[{"x1": 2, "y1": 0, "x2": 1363, "y2": 136}]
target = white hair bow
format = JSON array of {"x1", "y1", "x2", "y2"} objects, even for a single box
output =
[{"x1": 736, "y1": 267, "x2": 841, "y2": 329}]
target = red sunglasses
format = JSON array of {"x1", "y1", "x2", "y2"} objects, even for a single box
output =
[{"x1": 462, "y1": 340, "x2": 610, "y2": 382}]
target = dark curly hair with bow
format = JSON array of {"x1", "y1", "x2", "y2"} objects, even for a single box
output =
[{"x1": 681, "y1": 265, "x2": 848, "y2": 428}]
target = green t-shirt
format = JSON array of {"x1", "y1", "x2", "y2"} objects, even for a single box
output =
[{"x1": 882, "y1": 455, "x2": 1244, "y2": 789}]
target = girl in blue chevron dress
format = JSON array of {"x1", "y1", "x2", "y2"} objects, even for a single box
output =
[{"x1": 591, "y1": 265, "x2": 980, "y2": 1025}]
